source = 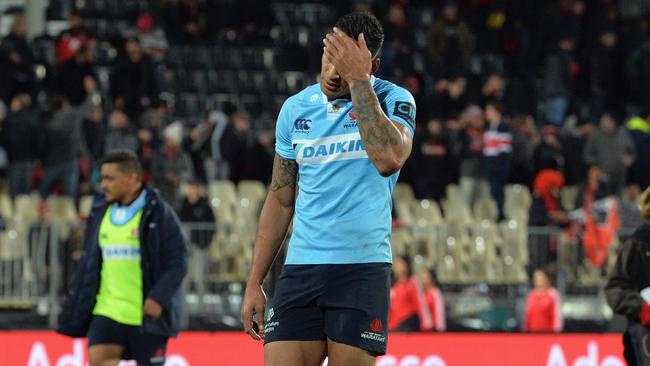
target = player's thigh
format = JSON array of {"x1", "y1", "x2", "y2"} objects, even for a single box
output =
[
  {"x1": 322, "y1": 263, "x2": 391, "y2": 357},
  {"x1": 87, "y1": 316, "x2": 127, "y2": 366},
  {"x1": 263, "y1": 265, "x2": 327, "y2": 344},
  {"x1": 264, "y1": 340, "x2": 327, "y2": 366},
  {"x1": 326, "y1": 338, "x2": 376, "y2": 366},
  {"x1": 88, "y1": 344, "x2": 124, "y2": 366}
]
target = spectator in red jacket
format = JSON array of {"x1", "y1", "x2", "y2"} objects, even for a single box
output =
[
  {"x1": 389, "y1": 256, "x2": 429, "y2": 332},
  {"x1": 523, "y1": 269, "x2": 563, "y2": 332},
  {"x1": 55, "y1": 11, "x2": 94, "y2": 65},
  {"x1": 420, "y1": 268, "x2": 446, "y2": 332}
]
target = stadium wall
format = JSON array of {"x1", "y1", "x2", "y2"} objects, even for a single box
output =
[{"x1": 0, "y1": 331, "x2": 625, "y2": 366}]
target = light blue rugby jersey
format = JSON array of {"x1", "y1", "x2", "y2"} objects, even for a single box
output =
[{"x1": 275, "y1": 76, "x2": 416, "y2": 265}]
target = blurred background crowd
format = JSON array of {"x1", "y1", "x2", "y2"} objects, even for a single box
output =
[
  {"x1": 1, "y1": 0, "x2": 650, "y2": 332},
  {"x1": 1, "y1": 0, "x2": 650, "y2": 210}
]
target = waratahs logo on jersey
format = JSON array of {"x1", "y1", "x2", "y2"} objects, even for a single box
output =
[{"x1": 293, "y1": 132, "x2": 367, "y2": 164}]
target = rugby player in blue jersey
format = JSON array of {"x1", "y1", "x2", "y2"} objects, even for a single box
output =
[{"x1": 241, "y1": 12, "x2": 416, "y2": 366}]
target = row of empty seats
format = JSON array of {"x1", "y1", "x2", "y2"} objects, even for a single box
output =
[
  {"x1": 201, "y1": 180, "x2": 267, "y2": 282},
  {"x1": 166, "y1": 45, "x2": 280, "y2": 71},
  {"x1": 394, "y1": 183, "x2": 532, "y2": 226},
  {"x1": 167, "y1": 69, "x2": 313, "y2": 95},
  {"x1": 0, "y1": 194, "x2": 87, "y2": 224},
  {"x1": 0, "y1": 180, "x2": 613, "y2": 286}
]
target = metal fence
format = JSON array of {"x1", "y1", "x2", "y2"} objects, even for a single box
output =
[{"x1": 0, "y1": 221, "x2": 637, "y2": 330}]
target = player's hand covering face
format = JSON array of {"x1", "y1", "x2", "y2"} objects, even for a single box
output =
[{"x1": 321, "y1": 27, "x2": 372, "y2": 97}]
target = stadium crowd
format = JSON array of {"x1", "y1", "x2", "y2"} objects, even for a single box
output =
[
  {"x1": 1, "y1": 0, "x2": 649, "y2": 216},
  {"x1": 1, "y1": 0, "x2": 650, "y2": 333}
]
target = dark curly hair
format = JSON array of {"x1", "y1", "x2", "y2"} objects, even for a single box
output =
[
  {"x1": 334, "y1": 12, "x2": 384, "y2": 58},
  {"x1": 100, "y1": 150, "x2": 142, "y2": 176}
]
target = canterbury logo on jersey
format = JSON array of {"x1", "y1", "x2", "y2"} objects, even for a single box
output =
[
  {"x1": 294, "y1": 118, "x2": 311, "y2": 132},
  {"x1": 101, "y1": 245, "x2": 141, "y2": 260},
  {"x1": 293, "y1": 133, "x2": 367, "y2": 164}
]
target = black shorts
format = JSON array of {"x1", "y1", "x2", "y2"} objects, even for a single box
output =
[
  {"x1": 87, "y1": 315, "x2": 168, "y2": 366},
  {"x1": 263, "y1": 263, "x2": 391, "y2": 356}
]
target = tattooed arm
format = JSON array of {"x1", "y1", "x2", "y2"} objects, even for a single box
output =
[
  {"x1": 242, "y1": 154, "x2": 297, "y2": 339},
  {"x1": 249, "y1": 154, "x2": 297, "y2": 285},
  {"x1": 324, "y1": 28, "x2": 412, "y2": 176},
  {"x1": 350, "y1": 78, "x2": 412, "y2": 176}
]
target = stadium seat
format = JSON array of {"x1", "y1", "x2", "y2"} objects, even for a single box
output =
[
  {"x1": 561, "y1": 185, "x2": 579, "y2": 211},
  {"x1": 390, "y1": 228, "x2": 413, "y2": 257},
  {"x1": 237, "y1": 181, "x2": 267, "y2": 203},
  {"x1": 207, "y1": 70, "x2": 238, "y2": 93},
  {"x1": 208, "y1": 180, "x2": 239, "y2": 231},
  {"x1": 502, "y1": 256, "x2": 528, "y2": 285},
  {"x1": 417, "y1": 235, "x2": 439, "y2": 268},
  {"x1": 185, "y1": 45, "x2": 212, "y2": 70},
  {"x1": 206, "y1": 93, "x2": 239, "y2": 113},
  {"x1": 440, "y1": 231, "x2": 463, "y2": 261},
  {"x1": 171, "y1": 69, "x2": 191, "y2": 92},
  {"x1": 79, "y1": 195, "x2": 94, "y2": 219},
  {"x1": 210, "y1": 231, "x2": 253, "y2": 282},
  {"x1": 393, "y1": 183, "x2": 416, "y2": 204},
  {"x1": 273, "y1": 45, "x2": 311, "y2": 70},
  {"x1": 46, "y1": 196, "x2": 78, "y2": 223},
  {"x1": 445, "y1": 184, "x2": 463, "y2": 203},
  {"x1": 46, "y1": 196, "x2": 79, "y2": 241},
  {"x1": 469, "y1": 220, "x2": 500, "y2": 278},
  {"x1": 0, "y1": 224, "x2": 28, "y2": 261},
  {"x1": 239, "y1": 94, "x2": 264, "y2": 117},
  {"x1": 264, "y1": 93, "x2": 288, "y2": 118},
  {"x1": 500, "y1": 219, "x2": 529, "y2": 264},
  {"x1": 14, "y1": 195, "x2": 38, "y2": 224},
  {"x1": 407, "y1": 7, "x2": 434, "y2": 27},
  {"x1": 261, "y1": 48, "x2": 276, "y2": 69},
  {"x1": 505, "y1": 184, "x2": 532, "y2": 207},
  {"x1": 442, "y1": 199, "x2": 473, "y2": 226},
  {"x1": 437, "y1": 254, "x2": 460, "y2": 285},
  {"x1": 436, "y1": 255, "x2": 470, "y2": 285},
  {"x1": 166, "y1": 45, "x2": 184, "y2": 69},
  {"x1": 190, "y1": 70, "x2": 208, "y2": 93},
  {"x1": 237, "y1": 71, "x2": 267, "y2": 93},
  {"x1": 412, "y1": 199, "x2": 443, "y2": 245},
  {"x1": 473, "y1": 196, "x2": 499, "y2": 222},
  {"x1": 504, "y1": 184, "x2": 532, "y2": 221},
  {"x1": 234, "y1": 197, "x2": 261, "y2": 235},
  {"x1": 415, "y1": 199, "x2": 443, "y2": 225},
  {"x1": 0, "y1": 193, "x2": 13, "y2": 219},
  {"x1": 395, "y1": 201, "x2": 417, "y2": 228},
  {"x1": 466, "y1": 235, "x2": 494, "y2": 283},
  {"x1": 0, "y1": 223, "x2": 33, "y2": 307},
  {"x1": 211, "y1": 203, "x2": 235, "y2": 232},
  {"x1": 213, "y1": 46, "x2": 243, "y2": 70},
  {"x1": 209, "y1": 180, "x2": 238, "y2": 205},
  {"x1": 577, "y1": 262, "x2": 606, "y2": 286},
  {"x1": 473, "y1": 219, "x2": 500, "y2": 242},
  {"x1": 239, "y1": 48, "x2": 273, "y2": 70},
  {"x1": 175, "y1": 93, "x2": 203, "y2": 118},
  {"x1": 297, "y1": 3, "x2": 334, "y2": 25},
  {"x1": 275, "y1": 71, "x2": 309, "y2": 94},
  {"x1": 271, "y1": 3, "x2": 292, "y2": 25}
]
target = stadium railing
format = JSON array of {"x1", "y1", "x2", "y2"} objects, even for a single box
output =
[{"x1": 0, "y1": 219, "x2": 634, "y2": 331}]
